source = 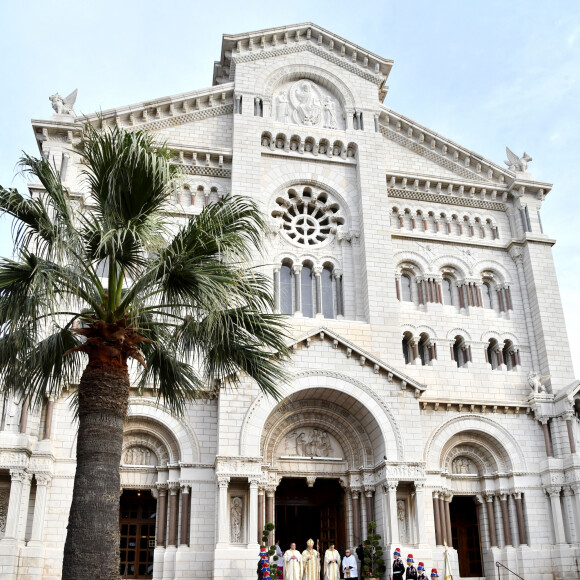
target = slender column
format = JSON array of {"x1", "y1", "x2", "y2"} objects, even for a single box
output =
[
  {"x1": 546, "y1": 486, "x2": 566, "y2": 544},
  {"x1": 485, "y1": 495, "x2": 497, "y2": 547},
  {"x1": 562, "y1": 487, "x2": 576, "y2": 543},
  {"x1": 540, "y1": 419, "x2": 554, "y2": 457},
  {"x1": 19, "y1": 397, "x2": 29, "y2": 434},
  {"x1": 16, "y1": 471, "x2": 33, "y2": 541},
  {"x1": 265, "y1": 487, "x2": 275, "y2": 544},
  {"x1": 564, "y1": 412, "x2": 576, "y2": 453},
  {"x1": 314, "y1": 267, "x2": 323, "y2": 316},
  {"x1": 347, "y1": 489, "x2": 354, "y2": 548},
  {"x1": 433, "y1": 492, "x2": 442, "y2": 545},
  {"x1": 43, "y1": 397, "x2": 55, "y2": 440},
  {"x1": 167, "y1": 483, "x2": 179, "y2": 546},
  {"x1": 156, "y1": 484, "x2": 168, "y2": 546},
  {"x1": 217, "y1": 476, "x2": 230, "y2": 544},
  {"x1": 248, "y1": 478, "x2": 259, "y2": 545},
  {"x1": 258, "y1": 488, "x2": 265, "y2": 541},
  {"x1": 29, "y1": 473, "x2": 51, "y2": 544},
  {"x1": 387, "y1": 483, "x2": 399, "y2": 545},
  {"x1": 273, "y1": 267, "x2": 281, "y2": 312},
  {"x1": 179, "y1": 485, "x2": 190, "y2": 546},
  {"x1": 292, "y1": 265, "x2": 302, "y2": 315},
  {"x1": 438, "y1": 497, "x2": 447, "y2": 545},
  {"x1": 3, "y1": 469, "x2": 26, "y2": 540},
  {"x1": 365, "y1": 489, "x2": 374, "y2": 524},
  {"x1": 500, "y1": 494, "x2": 512, "y2": 546},
  {"x1": 361, "y1": 489, "x2": 368, "y2": 538},
  {"x1": 444, "y1": 494, "x2": 453, "y2": 547},
  {"x1": 512, "y1": 492, "x2": 527, "y2": 545},
  {"x1": 352, "y1": 490, "x2": 361, "y2": 546},
  {"x1": 414, "y1": 483, "x2": 425, "y2": 545},
  {"x1": 333, "y1": 270, "x2": 344, "y2": 317}
]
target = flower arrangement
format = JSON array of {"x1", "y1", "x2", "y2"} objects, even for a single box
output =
[
  {"x1": 259, "y1": 523, "x2": 281, "y2": 579},
  {"x1": 362, "y1": 521, "x2": 386, "y2": 579}
]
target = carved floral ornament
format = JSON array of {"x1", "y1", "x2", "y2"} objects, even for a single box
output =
[{"x1": 274, "y1": 79, "x2": 345, "y2": 130}]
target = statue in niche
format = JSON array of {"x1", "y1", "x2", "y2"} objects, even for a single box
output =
[
  {"x1": 323, "y1": 96, "x2": 339, "y2": 129},
  {"x1": 397, "y1": 500, "x2": 407, "y2": 543},
  {"x1": 0, "y1": 489, "x2": 8, "y2": 533},
  {"x1": 276, "y1": 92, "x2": 289, "y2": 123},
  {"x1": 291, "y1": 81, "x2": 322, "y2": 126},
  {"x1": 230, "y1": 497, "x2": 243, "y2": 543},
  {"x1": 1, "y1": 394, "x2": 20, "y2": 432},
  {"x1": 49, "y1": 89, "x2": 77, "y2": 116},
  {"x1": 452, "y1": 457, "x2": 474, "y2": 474}
]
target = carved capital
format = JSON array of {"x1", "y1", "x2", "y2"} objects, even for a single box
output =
[
  {"x1": 292, "y1": 264, "x2": 303, "y2": 275},
  {"x1": 156, "y1": 483, "x2": 168, "y2": 495},
  {"x1": 168, "y1": 481, "x2": 180, "y2": 494},
  {"x1": 35, "y1": 473, "x2": 52, "y2": 486},
  {"x1": 562, "y1": 486, "x2": 574, "y2": 497},
  {"x1": 545, "y1": 486, "x2": 562, "y2": 498},
  {"x1": 180, "y1": 484, "x2": 190, "y2": 494},
  {"x1": 9, "y1": 469, "x2": 28, "y2": 483},
  {"x1": 249, "y1": 477, "x2": 260, "y2": 488},
  {"x1": 474, "y1": 494, "x2": 485, "y2": 505},
  {"x1": 484, "y1": 493, "x2": 495, "y2": 503},
  {"x1": 217, "y1": 476, "x2": 230, "y2": 489}
]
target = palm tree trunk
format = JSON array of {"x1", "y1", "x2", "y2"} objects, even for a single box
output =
[{"x1": 62, "y1": 352, "x2": 130, "y2": 580}]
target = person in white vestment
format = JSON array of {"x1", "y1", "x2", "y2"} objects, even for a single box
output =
[
  {"x1": 342, "y1": 549, "x2": 358, "y2": 579},
  {"x1": 324, "y1": 543, "x2": 341, "y2": 580},
  {"x1": 283, "y1": 542, "x2": 303, "y2": 580},
  {"x1": 302, "y1": 538, "x2": 320, "y2": 580},
  {"x1": 273, "y1": 540, "x2": 284, "y2": 572}
]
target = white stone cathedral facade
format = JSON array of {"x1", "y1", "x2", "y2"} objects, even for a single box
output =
[{"x1": 0, "y1": 23, "x2": 578, "y2": 580}]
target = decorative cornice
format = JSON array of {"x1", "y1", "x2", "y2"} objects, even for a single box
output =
[{"x1": 387, "y1": 187, "x2": 506, "y2": 212}]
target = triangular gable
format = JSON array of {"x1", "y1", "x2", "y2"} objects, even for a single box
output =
[{"x1": 288, "y1": 326, "x2": 427, "y2": 395}]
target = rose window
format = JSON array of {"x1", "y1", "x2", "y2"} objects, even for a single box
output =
[{"x1": 272, "y1": 186, "x2": 345, "y2": 247}]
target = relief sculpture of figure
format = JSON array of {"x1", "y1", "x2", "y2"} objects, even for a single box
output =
[
  {"x1": 323, "y1": 96, "x2": 338, "y2": 129},
  {"x1": 296, "y1": 432, "x2": 307, "y2": 456},
  {"x1": 276, "y1": 92, "x2": 289, "y2": 123},
  {"x1": 230, "y1": 497, "x2": 243, "y2": 543},
  {"x1": 293, "y1": 81, "x2": 321, "y2": 126},
  {"x1": 397, "y1": 500, "x2": 407, "y2": 543}
]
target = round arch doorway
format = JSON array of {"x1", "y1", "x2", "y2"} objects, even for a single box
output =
[{"x1": 275, "y1": 477, "x2": 346, "y2": 554}]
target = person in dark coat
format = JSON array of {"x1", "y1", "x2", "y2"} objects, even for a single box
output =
[
  {"x1": 405, "y1": 554, "x2": 417, "y2": 580},
  {"x1": 393, "y1": 548, "x2": 405, "y2": 579},
  {"x1": 356, "y1": 542, "x2": 365, "y2": 578}
]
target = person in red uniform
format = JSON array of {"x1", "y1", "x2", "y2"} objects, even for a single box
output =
[
  {"x1": 417, "y1": 562, "x2": 428, "y2": 580},
  {"x1": 405, "y1": 555, "x2": 417, "y2": 580},
  {"x1": 430, "y1": 569, "x2": 439, "y2": 578},
  {"x1": 393, "y1": 548, "x2": 405, "y2": 579}
]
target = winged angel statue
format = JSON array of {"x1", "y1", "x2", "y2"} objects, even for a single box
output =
[
  {"x1": 504, "y1": 147, "x2": 532, "y2": 173},
  {"x1": 49, "y1": 89, "x2": 78, "y2": 116},
  {"x1": 527, "y1": 371, "x2": 550, "y2": 394}
]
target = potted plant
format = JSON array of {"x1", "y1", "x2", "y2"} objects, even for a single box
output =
[
  {"x1": 362, "y1": 521, "x2": 386, "y2": 579},
  {"x1": 259, "y1": 523, "x2": 282, "y2": 579}
]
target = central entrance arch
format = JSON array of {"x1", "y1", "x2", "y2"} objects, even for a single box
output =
[{"x1": 275, "y1": 478, "x2": 346, "y2": 553}]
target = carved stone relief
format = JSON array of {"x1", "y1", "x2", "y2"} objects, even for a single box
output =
[
  {"x1": 397, "y1": 499, "x2": 408, "y2": 543},
  {"x1": 230, "y1": 496, "x2": 243, "y2": 543},
  {"x1": 0, "y1": 488, "x2": 8, "y2": 534},
  {"x1": 452, "y1": 456, "x2": 477, "y2": 475},
  {"x1": 274, "y1": 79, "x2": 345, "y2": 130},
  {"x1": 123, "y1": 445, "x2": 158, "y2": 466},
  {"x1": 278, "y1": 427, "x2": 342, "y2": 459}
]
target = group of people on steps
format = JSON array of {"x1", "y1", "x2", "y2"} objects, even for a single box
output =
[{"x1": 392, "y1": 548, "x2": 439, "y2": 580}]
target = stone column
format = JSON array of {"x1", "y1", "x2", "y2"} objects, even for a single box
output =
[
  {"x1": 361, "y1": 488, "x2": 368, "y2": 540},
  {"x1": 562, "y1": 487, "x2": 576, "y2": 543},
  {"x1": 499, "y1": 494, "x2": 512, "y2": 546},
  {"x1": 365, "y1": 488, "x2": 375, "y2": 524},
  {"x1": 347, "y1": 489, "x2": 354, "y2": 548},
  {"x1": 273, "y1": 267, "x2": 281, "y2": 312},
  {"x1": 179, "y1": 485, "x2": 190, "y2": 546},
  {"x1": 217, "y1": 476, "x2": 230, "y2": 545},
  {"x1": 16, "y1": 471, "x2": 33, "y2": 541},
  {"x1": 414, "y1": 483, "x2": 426, "y2": 545},
  {"x1": 333, "y1": 269, "x2": 344, "y2": 318},
  {"x1": 248, "y1": 478, "x2": 259, "y2": 545},
  {"x1": 156, "y1": 484, "x2": 168, "y2": 547},
  {"x1": 19, "y1": 397, "x2": 29, "y2": 434},
  {"x1": 265, "y1": 486, "x2": 276, "y2": 544},
  {"x1": 258, "y1": 488, "x2": 265, "y2": 542},
  {"x1": 292, "y1": 265, "x2": 302, "y2": 315},
  {"x1": 387, "y1": 483, "x2": 398, "y2": 545},
  {"x1": 313, "y1": 267, "x2": 323, "y2": 317},
  {"x1": 352, "y1": 489, "x2": 361, "y2": 546},
  {"x1": 438, "y1": 496, "x2": 447, "y2": 545},
  {"x1": 167, "y1": 483, "x2": 180, "y2": 547},
  {"x1": 546, "y1": 486, "x2": 566, "y2": 544},
  {"x1": 512, "y1": 492, "x2": 527, "y2": 545},
  {"x1": 564, "y1": 411, "x2": 576, "y2": 454},
  {"x1": 29, "y1": 473, "x2": 51, "y2": 544},
  {"x1": 432, "y1": 492, "x2": 442, "y2": 546},
  {"x1": 485, "y1": 494, "x2": 497, "y2": 547},
  {"x1": 43, "y1": 398, "x2": 55, "y2": 440},
  {"x1": 540, "y1": 419, "x2": 554, "y2": 457},
  {"x1": 3, "y1": 469, "x2": 27, "y2": 540},
  {"x1": 444, "y1": 493, "x2": 453, "y2": 547}
]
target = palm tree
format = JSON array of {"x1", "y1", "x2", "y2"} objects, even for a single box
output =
[{"x1": 0, "y1": 124, "x2": 290, "y2": 579}]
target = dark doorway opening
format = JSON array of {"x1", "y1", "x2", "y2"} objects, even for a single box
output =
[
  {"x1": 119, "y1": 489, "x2": 157, "y2": 579},
  {"x1": 275, "y1": 478, "x2": 346, "y2": 555},
  {"x1": 450, "y1": 495, "x2": 483, "y2": 578}
]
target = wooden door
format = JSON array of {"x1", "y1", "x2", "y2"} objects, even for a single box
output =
[
  {"x1": 320, "y1": 504, "x2": 338, "y2": 548},
  {"x1": 119, "y1": 490, "x2": 156, "y2": 579},
  {"x1": 450, "y1": 496, "x2": 483, "y2": 578}
]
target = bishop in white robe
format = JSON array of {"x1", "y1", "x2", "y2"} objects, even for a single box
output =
[
  {"x1": 302, "y1": 538, "x2": 320, "y2": 580},
  {"x1": 283, "y1": 543, "x2": 303, "y2": 580},
  {"x1": 342, "y1": 549, "x2": 358, "y2": 579},
  {"x1": 324, "y1": 544, "x2": 341, "y2": 580}
]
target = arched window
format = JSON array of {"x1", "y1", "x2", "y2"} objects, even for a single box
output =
[
  {"x1": 301, "y1": 264, "x2": 314, "y2": 318},
  {"x1": 482, "y1": 282, "x2": 493, "y2": 309},
  {"x1": 486, "y1": 339, "x2": 498, "y2": 369},
  {"x1": 442, "y1": 278, "x2": 453, "y2": 305},
  {"x1": 452, "y1": 335, "x2": 470, "y2": 368},
  {"x1": 401, "y1": 274, "x2": 412, "y2": 302},
  {"x1": 503, "y1": 340, "x2": 518, "y2": 371},
  {"x1": 321, "y1": 265, "x2": 334, "y2": 318},
  {"x1": 280, "y1": 263, "x2": 293, "y2": 315},
  {"x1": 418, "y1": 333, "x2": 433, "y2": 366},
  {"x1": 402, "y1": 332, "x2": 413, "y2": 364}
]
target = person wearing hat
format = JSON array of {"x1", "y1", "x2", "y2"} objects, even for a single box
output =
[
  {"x1": 405, "y1": 554, "x2": 418, "y2": 580},
  {"x1": 393, "y1": 548, "x2": 405, "y2": 579},
  {"x1": 417, "y1": 562, "x2": 428, "y2": 580},
  {"x1": 430, "y1": 569, "x2": 439, "y2": 578},
  {"x1": 302, "y1": 538, "x2": 320, "y2": 580}
]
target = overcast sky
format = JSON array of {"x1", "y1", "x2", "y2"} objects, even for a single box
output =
[{"x1": 0, "y1": 0, "x2": 578, "y2": 375}]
